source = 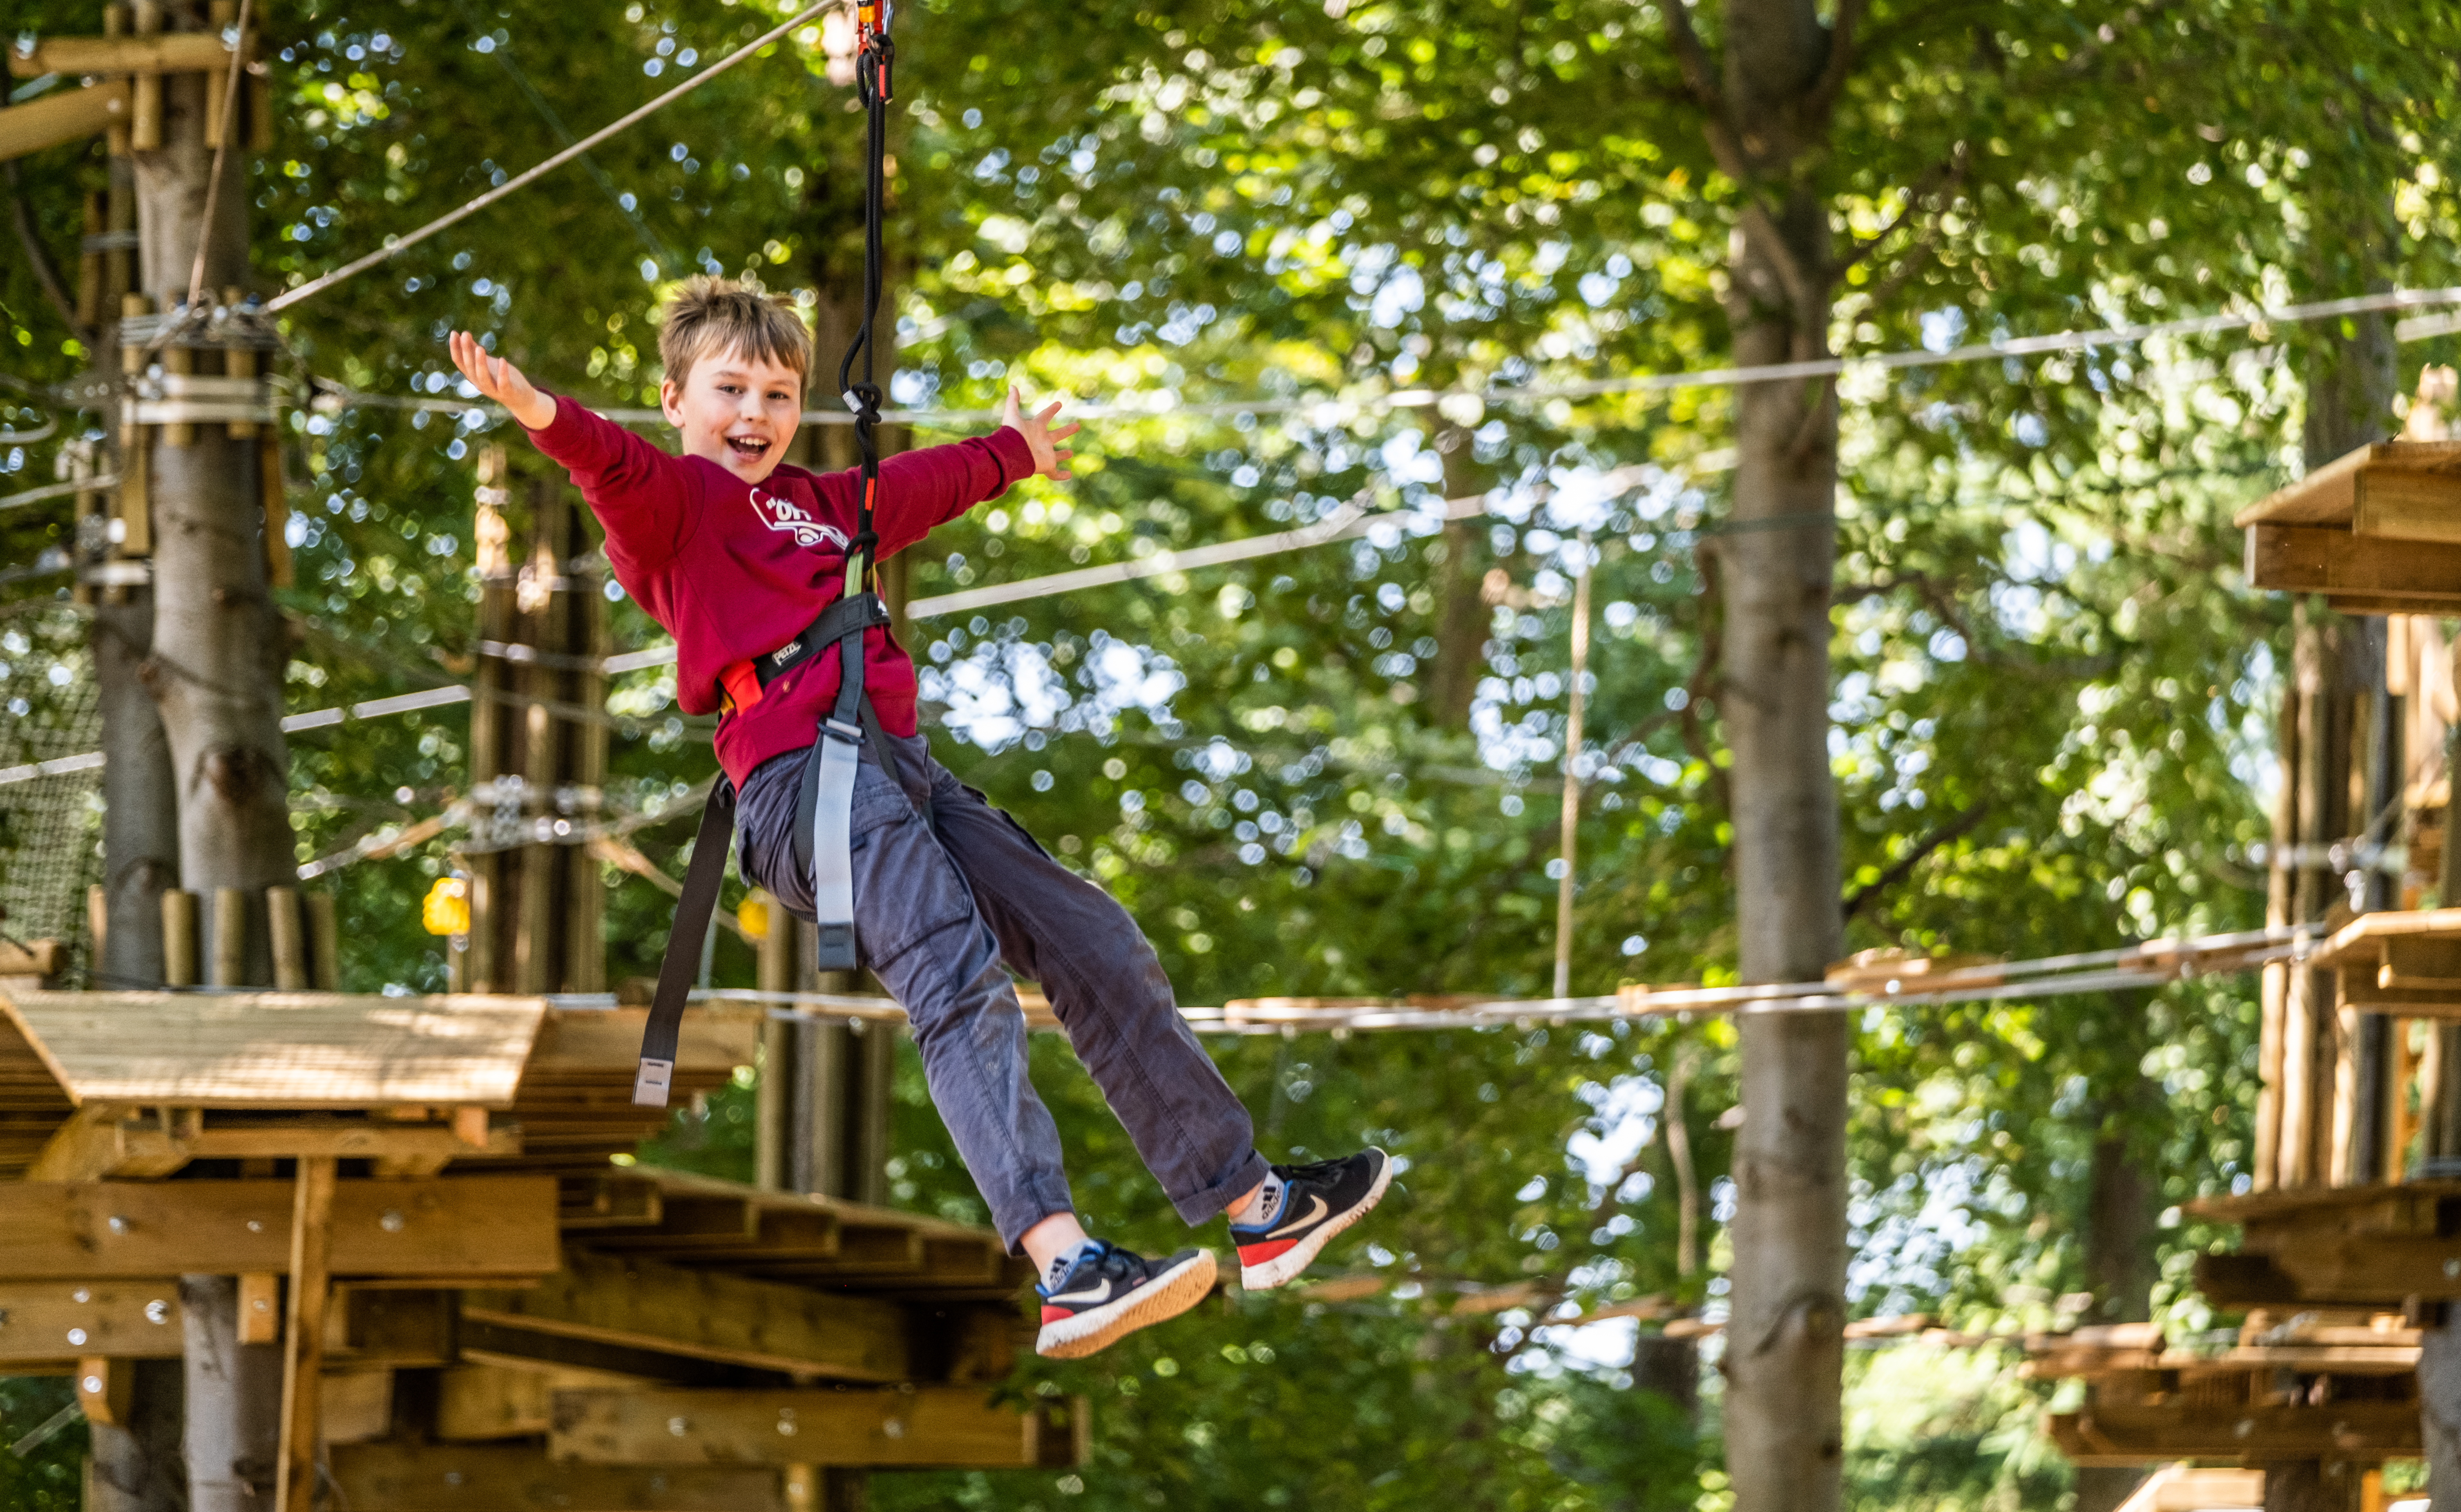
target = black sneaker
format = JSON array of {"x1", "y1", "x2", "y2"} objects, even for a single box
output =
[
  {"x1": 1035, "y1": 1240, "x2": 1218, "y2": 1359},
  {"x1": 1230, "y1": 1148, "x2": 1393, "y2": 1290}
]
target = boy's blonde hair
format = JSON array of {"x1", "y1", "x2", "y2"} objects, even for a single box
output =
[{"x1": 659, "y1": 276, "x2": 813, "y2": 393}]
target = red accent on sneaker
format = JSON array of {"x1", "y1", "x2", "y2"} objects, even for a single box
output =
[
  {"x1": 1237, "y1": 1237, "x2": 1299, "y2": 1264},
  {"x1": 1041, "y1": 1304, "x2": 1070, "y2": 1324}
]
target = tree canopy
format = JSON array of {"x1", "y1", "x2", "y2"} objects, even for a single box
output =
[{"x1": 8, "y1": 0, "x2": 2461, "y2": 1506}]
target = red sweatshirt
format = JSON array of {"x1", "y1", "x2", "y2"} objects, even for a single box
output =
[{"x1": 527, "y1": 396, "x2": 1035, "y2": 788}]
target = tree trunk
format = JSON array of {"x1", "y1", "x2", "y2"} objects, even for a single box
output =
[
  {"x1": 134, "y1": 14, "x2": 295, "y2": 1511},
  {"x1": 86, "y1": 1358, "x2": 185, "y2": 1512},
  {"x1": 2074, "y1": 1034, "x2": 2159, "y2": 1512},
  {"x1": 2263, "y1": 1459, "x2": 2363, "y2": 1512},
  {"x1": 1423, "y1": 418, "x2": 1491, "y2": 728},
  {"x1": 95, "y1": 592, "x2": 179, "y2": 987},
  {"x1": 2424, "y1": 1307, "x2": 2461, "y2": 1510},
  {"x1": 180, "y1": 1275, "x2": 282, "y2": 1512},
  {"x1": 136, "y1": 16, "x2": 289, "y2": 984},
  {"x1": 1715, "y1": 0, "x2": 1849, "y2": 1498}
]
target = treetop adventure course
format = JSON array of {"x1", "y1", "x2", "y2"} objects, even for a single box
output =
[{"x1": 12, "y1": 0, "x2": 2461, "y2": 1510}]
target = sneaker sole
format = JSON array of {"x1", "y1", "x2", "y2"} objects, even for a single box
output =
[
  {"x1": 1239, "y1": 1152, "x2": 1394, "y2": 1291},
  {"x1": 1036, "y1": 1249, "x2": 1218, "y2": 1360}
]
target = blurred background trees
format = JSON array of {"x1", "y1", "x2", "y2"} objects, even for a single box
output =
[{"x1": 9, "y1": 0, "x2": 2461, "y2": 1507}]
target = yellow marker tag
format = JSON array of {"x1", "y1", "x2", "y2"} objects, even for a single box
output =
[{"x1": 421, "y1": 876, "x2": 470, "y2": 937}]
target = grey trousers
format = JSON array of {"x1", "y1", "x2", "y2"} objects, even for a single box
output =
[{"x1": 736, "y1": 729, "x2": 1266, "y2": 1249}]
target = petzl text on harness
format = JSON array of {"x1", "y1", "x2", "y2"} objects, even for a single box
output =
[{"x1": 633, "y1": 0, "x2": 899, "y2": 1108}]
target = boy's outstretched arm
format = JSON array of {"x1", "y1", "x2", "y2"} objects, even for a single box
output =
[
  {"x1": 449, "y1": 330, "x2": 696, "y2": 570},
  {"x1": 448, "y1": 332, "x2": 556, "y2": 431},
  {"x1": 871, "y1": 386, "x2": 1083, "y2": 556}
]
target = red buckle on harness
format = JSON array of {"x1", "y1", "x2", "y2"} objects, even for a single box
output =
[{"x1": 719, "y1": 661, "x2": 763, "y2": 712}]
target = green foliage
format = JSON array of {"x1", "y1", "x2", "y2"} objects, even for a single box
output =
[
  {"x1": 0, "y1": 1381, "x2": 85, "y2": 1512},
  {"x1": 13, "y1": 0, "x2": 2461, "y2": 1507}
]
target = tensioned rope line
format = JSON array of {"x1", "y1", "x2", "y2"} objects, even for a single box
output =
[
  {"x1": 0, "y1": 476, "x2": 118, "y2": 514},
  {"x1": 490, "y1": 922, "x2": 2308, "y2": 1032},
  {"x1": 261, "y1": 0, "x2": 836, "y2": 314},
  {"x1": 286, "y1": 283, "x2": 2461, "y2": 429}
]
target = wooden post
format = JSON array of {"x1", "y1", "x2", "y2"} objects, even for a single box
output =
[
  {"x1": 756, "y1": 896, "x2": 794, "y2": 1192},
  {"x1": 265, "y1": 886, "x2": 306, "y2": 989},
  {"x1": 463, "y1": 458, "x2": 607, "y2": 995},
  {"x1": 78, "y1": 1358, "x2": 133, "y2": 1425},
  {"x1": 210, "y1": 886, "x2": 246, "y2": 987},
  {"x1": 130, "y1": 1, "x2": 164, "y2": 152},
  {"x1": 87, "y1": 885, "x2": 109, "y2": 967},
  {"x1": 237, "y1": 1272, "x2": 279, "y2": 1345},
  {"x1": 304, "y1": 893, "x2": 339, "y2": 990},
  {"x1": 275, "y1": 1156, "x2": 337, "y2": 1512},
  {"x1": 160, "y1": 889, "x2": 197, "y2": 987}
]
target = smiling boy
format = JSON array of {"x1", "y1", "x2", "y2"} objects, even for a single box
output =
[{"x1": 448, "y1": 277, "x2": 1389, "y2": 1358}]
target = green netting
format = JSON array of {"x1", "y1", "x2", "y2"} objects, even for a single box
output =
[{"x1": 0, "y1": 603, "x2": 103, "y2": 973}]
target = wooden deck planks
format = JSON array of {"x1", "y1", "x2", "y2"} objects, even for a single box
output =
[{"x1": 0, "y1": 991, "x2": 546, "y2": 1108}]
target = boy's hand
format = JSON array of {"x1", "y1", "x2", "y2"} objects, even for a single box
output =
[
  {"x1": 448, "y1": 331, "x2": 557, "y2": 431},
  {"x1": 1002, "y1": 385, "x2": 1079, "y2": 481}
]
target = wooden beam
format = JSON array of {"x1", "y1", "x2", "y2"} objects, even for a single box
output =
[
  {"x1": 2338, "y1": 971, "x2": 2461, "y2": 1018},
  {"x1": 547, "y1": 1385, "x2": 1084, "y2": 1470},
  {"x1": 322, "y1": 1369, "x2": 393, "y2": 1445},
  {"x1": 460, "y1": 1251, "x2": 910, "y2": 1381},
  {"x1": 556, "y1": 1175, "x2": 663, "y2": 1229},
  {"x1": 2354, "y1": 468, "x2": 2461, "y2": 544},
  {"x1": 2246, "y1": 523, "x2": 2461, "y2": 601},
  {"x1": 7, "y1": 34, "x2": 237, "y2": 76},
  {"x1": 76, "y1": 1357, "x2": 132, "y2": 1424},
  {"x1": 2235, "y1": 440, "x2": 2461, "y2": 528},
  {"x1": 276, "y1": 1157, "x2": 338, "y2": 1512},
  {"x1": 0, "y1": 1177, "x2": 559, "y2": 1279},
  {"x1": 28, "y1": 1110, "x2": 521, "y2": 1183},
  {"x1": 0, "y1": 82, "x2": 130, "y2": 163},
  {"x1": 456, "y1": 1318, "x2": 773, "y2": 1388},
  {"x1": 239, "y1": 1272, "x2": 281, "y2": 1345},
  {"x1": 324, "y1": 1289, "x2": 456, "y2": 1369},
  {"x1": 2264, "y1": 1233, "x2": 2461, "y2": 1302},
  {"x1": 438, "y1": 1365, "x2": 630, "y2": 1441},
  {"x1": 527, "y1": 1004, "x2": 762, "y2": 1077},
  {"x1": 2194, "y1": 1251, "x2": 2303, "y2": 1307},
  {"x1": 2049, "y1": 1400, "x2": 2421, "y2": 1464},
  {"x1": 0, "y1": 1280, "x2": 183, "y2": 1361},
  {"x1": 329, "y1": 1441, "x2": 785, "y2": 1512}
]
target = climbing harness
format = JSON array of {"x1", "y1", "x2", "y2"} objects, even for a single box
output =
[{"x1": 633, "y1": 0, "x2": 899, "y2": 1108}]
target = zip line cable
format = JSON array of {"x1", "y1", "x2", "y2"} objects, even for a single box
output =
[
  {"x1": 279, "y1": 282, "x2": 2461, "y2": 431},
  {"x1": 260, "y1": 0, "x2": 836, "y2": 314}
]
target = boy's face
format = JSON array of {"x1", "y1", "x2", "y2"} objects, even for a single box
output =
[{"x1": 661, "y1": 341, "x2": 803, "y2": 485}]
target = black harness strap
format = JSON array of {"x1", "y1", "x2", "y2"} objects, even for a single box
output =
[{"x1": 631, "y1": 779, "x2": 736, "y2": 1105}]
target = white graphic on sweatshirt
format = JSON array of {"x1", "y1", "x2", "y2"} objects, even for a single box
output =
[{"x1": 749, "y1": 489, "x2": 848, "y2": 551}]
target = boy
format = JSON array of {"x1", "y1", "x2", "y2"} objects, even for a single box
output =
[{"x1": 448, "y1": 278, "x2": 1389, "y2": 1358}]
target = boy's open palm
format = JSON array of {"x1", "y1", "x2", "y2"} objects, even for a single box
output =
[
  {"x1": 1004, "y1": 386, "x2": 1079, "y2": 481},
  {"x1": 449, "y1": 331, "x2": 556, "y2": 430}
]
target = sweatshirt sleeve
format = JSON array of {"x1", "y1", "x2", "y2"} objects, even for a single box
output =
[
  {"x1": 526, "y1": 394, "x2": 699, "y2": 575},
  {"x1": 869, "y1": 427, "x2": 1038, "y2": 558}
]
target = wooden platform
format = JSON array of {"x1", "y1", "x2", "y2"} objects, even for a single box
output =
[
  {"x1": 2187, "y1": 1181, "x2": 2461, "y2": 1307},
  {"x1": 2030, "y1": 1312, "x2": 2422, "y2": 1466},
  {"x1": 0, "y1": 989, "x2": 764, "y2": 1179},
  {"x1": 0, "y1": 990, "x2": 1065, "y2": 1503},
  {"x1": 2300, "y1": 908, "x2": 2461, "y2": 1017},
  {"x1": 2237, "y1": 440, "x2": 2461, "y2": 613}
]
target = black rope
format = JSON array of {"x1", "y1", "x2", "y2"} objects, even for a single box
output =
[{"x1": 837, "y1": 4, "x2": 894, "y2": 581}]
